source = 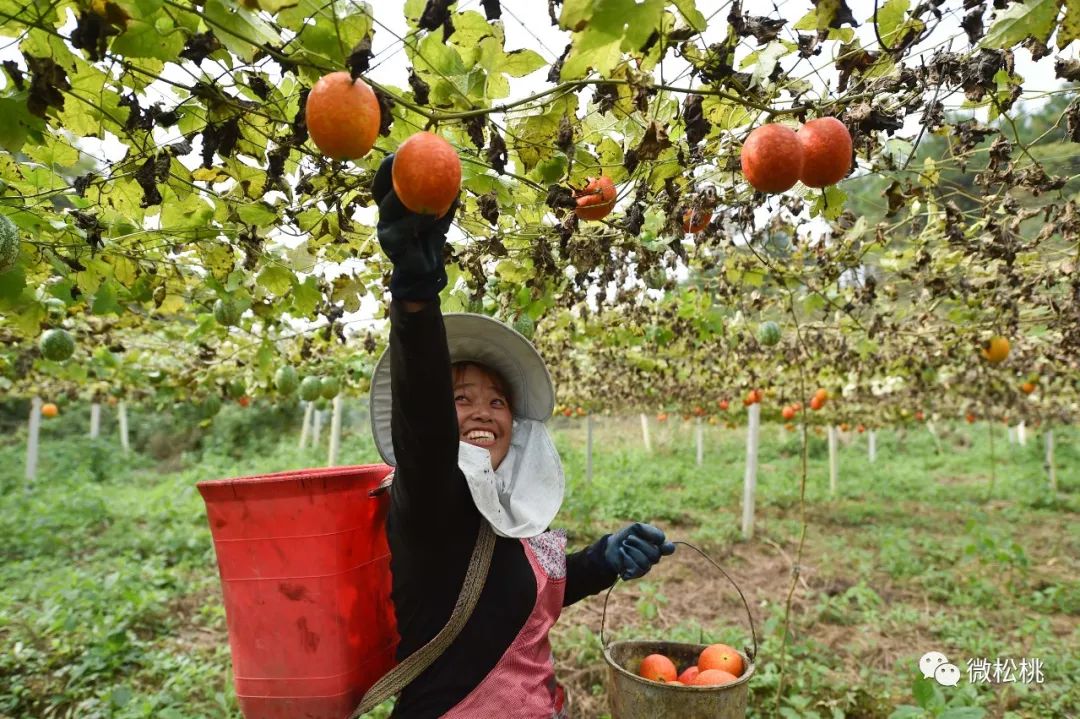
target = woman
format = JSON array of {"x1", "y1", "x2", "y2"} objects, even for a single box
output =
[{"x1": 368, "y1": 154, "x2": 675, "y2": 718}]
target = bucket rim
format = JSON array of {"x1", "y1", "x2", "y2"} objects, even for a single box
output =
[
  {"x1": 602, "y1": 640, "x2": 755, "y2": 691},
  {"x1": 196, "y1": 463, "x2": 392, "y2": 493}
]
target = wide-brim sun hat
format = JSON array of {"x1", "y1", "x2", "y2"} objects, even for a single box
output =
[{"x1": 369, "y1": 313, "x2": 556, "y2": 466}]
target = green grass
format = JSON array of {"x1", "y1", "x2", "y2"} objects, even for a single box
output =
[{"x1": 1, "y1": 409, "x2": 1077, "y2": 718}]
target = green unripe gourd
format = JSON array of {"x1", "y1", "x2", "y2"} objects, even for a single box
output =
[
  {"x1": 512, "y1": 314, "x2": 535, "y2": 340},
  {"x1": 757, "y1": 321, "x2": 782, "y2": 346},
  {"x1": 40, "y1": 328, "x2": 76, "y2": 361},
  {"x1": 213, "y1": 298, "x2": 243, "y2": 327},
  {"x1": 299, "y1": 376, "x2": 323, "y2": 402},
  {"x1": 320, "y1": 376, "x2": 340, "y2": 399},
  {"x1": 275, "y1": 365, "x2": 299, "y2": 394}
]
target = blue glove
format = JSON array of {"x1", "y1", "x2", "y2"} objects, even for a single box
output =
[
  {"x1": 603, "y1": 523, "x2": 676, "y2": 581},
  {"x1": 371, "y1": 153, "x2": 459, "y2": 301}
]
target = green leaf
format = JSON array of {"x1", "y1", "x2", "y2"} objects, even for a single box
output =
[
  {"x1": 203, "y1": 0, "x2": 281, "y2": 62},
  {"x1": 1059, "y1": 0, "x2": 1080, "y2": 46},
  {"x1": 876, "y1": 0, "x2": 910, "y2": 45},
  {"x1": 912, "y1": 677, "x2": 942, "y2": 709},
  {"x1": 502, "y1": 49, "x2": 547, "y2": 77},
  {"x1": 982, "y1": 0, "x2": 1062, "y2": 48},
  {"x1": 887, "y1": 707, "x2": 925, "y2": 719},
  {"x1": 0, "y1": 266, "x2": 25, "y2": 304},
  {"x1": 939, "y1": 710, "x2": 986, "y2": 719},
  {"x1": 92, "y1": 281, "x2": 123, "y2": 315},
  {"x1": 237, "y1": 201, "x2": 279, "y2": 226},
  {"x1": 292, "y1": 276, "x2": 320, "y2": 316},
  {"x1": 671, "y1": 0, "x2": 707, "y2": 30},
  {"x1": 110, "y1": 0, "x2": 187, "y2": 60},
  {"x1": 0, "y1": 94, "x2": 45, "y2": 152},
  {"x1": 256, "y1": 265, "x2": 295, "y2": 296}
]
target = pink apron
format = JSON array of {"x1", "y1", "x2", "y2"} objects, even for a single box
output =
[{"x1": 442, "y1": 530, "x2": 570, "y2": 719}]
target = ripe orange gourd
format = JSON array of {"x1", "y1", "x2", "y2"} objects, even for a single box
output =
[
  {"x1": 1021, "y1": 381, "x2": 1036, "y2": 394},
  {"x1": 42, "y1": 402, "x2": 59, "y2": 418},
  {"x1": 638, "y1": 654, "x2": 677, "y2": 683},
  {"x1": 797, "y1": 117, "x2": 853, "y2": 187},
  {"x1": 682, "y1": 207, "x2": 712, "y2": 233},
  {"x1": 782, "y1": 405, "x2": 796, "y2": 420},
  {"x1": 698, "y1": 643, "x2": 743, "y2": 677},
  {"x1": 981, "y1": 336, "x2": 1010, "y2": 364},
  {"x1": 574, "y1": 176, "x2": 616, "y2": 221},
  {"x1": 392, "y1": 132, "x2": 462, "y2": 217},
  {"x1": 305, "y1": 72, "x2": 380, "y2": 160},
  {"x1": 741, "y1": 124, "x2": 803, "y2": 193},
  {"x1": 691, "y1": 669, "x2": 738, "y2": 686}
]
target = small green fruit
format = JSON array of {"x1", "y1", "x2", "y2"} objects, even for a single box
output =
[
  {"x1": 314, "y1": 398, "x2": 330, "y2": 411},
  {"x1": 299, "y1": 376, "x2": 323, "y2": 402},
  {"x1": 40, "y1": 328, "x2": 75, "y2": 361},
  {"x1": 227, "y1": 380, "x2": 246, "y2": 399},
  {"x1": 213, "y1": 298, "x2": 243, "y2": 327},
  {"x1": 320, "y1": 376, "x2": 340, "y2": 399},
  {"x1": 512, "y1": 314, "x2": 535, "y2": 340},
  {"x1": 200, "y1": 394, "x2": 222, "y2": 418},
  {"x1": 757, "y1": 321, "x2": 781, "y2": 346},
  {"x1": 0, "y1": 215, "x2": 19, "y2": 272},
  {"x1": 275, "y1": 365, "x2": 299, "y2": 394}
]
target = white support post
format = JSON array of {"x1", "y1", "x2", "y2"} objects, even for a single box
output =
[
  {"x1": 868, "y1": 430, "x2": 877, "y2": 463},
  {"x1": 640, "y1": 413, "x2": 652, "y2": 453},
  {"x1": 89, "y1": 403, "x2": 101, "y2": 439},
  {"x1": 828, "y1": 425, "x2": 839, "y2": 497},
  {"x1": 300, "y1": 402, "x2": 313, "y2": 449},
  {"x1": 312, "y1": 408, "x2": 323, "y2": 447},
  {"x1": 695, "y1": 417, "x2": 703, "y2": 466},
  {"x1": 585, "y1": 414, "x2": 593, "y2": 484},
  {"x1": 1045, "y1": 429, "x2": 1056, "y2": 491},
  {"x1": 741, "y1": 403, "x2": 761, "y2": 540},
  {"x1": 328, "y1": 396, "x2": 342, "y2": 467},
  {"x1": 26, "y1": 397, "x2": 42, "y2": 481},
  {"x1": 1018, "y1": 421, "x2": 1027, "y2": 447},
  {"x1": 1007, "y1": 426, "x2": 1016, "y2": 445},
  {"x1": 118, "y1": 401, "x2": 130, "y2": 453}
]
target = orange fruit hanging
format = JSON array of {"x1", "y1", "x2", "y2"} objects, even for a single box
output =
[
  {"x1": 682, "y1": 207, "x2": 712, "y2": 233},
  {"x1": 981, "y1": 336, "x2": 1010, "y2": 364},
  {"x1": 741, "y1": 123, "x2": 803, "y2": 193},
  {"x1": 41, "y1": 402, "x2": 59, "y2": 418},
  {"x1": 305, "y1": 72, "x2": 380, "y2": 160},
  {"x1": 574, "y1": 176, "x2": 616, "y2": 221},
  {"x1": 392, "y1": 132, "x2": 462, "y2": 217},
  {"x1": 797, "y1": 117, "x2": 853, "y2": 187}
]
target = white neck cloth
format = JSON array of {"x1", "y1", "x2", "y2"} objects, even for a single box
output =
[{"x1": 457, "y1": 417, "x2": 564, "y2": 539}]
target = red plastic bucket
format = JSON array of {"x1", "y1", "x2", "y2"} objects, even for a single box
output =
[{"x1": 197, "y1": 464, "x2": 398, "y2": 719}]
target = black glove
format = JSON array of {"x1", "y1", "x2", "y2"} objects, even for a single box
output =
[
  {"x1": 602, "y1": 522, "x2": 676, "y2": 581},
  {"x1": 372, "y1": 153, "x2": 458, "y2": 301}
]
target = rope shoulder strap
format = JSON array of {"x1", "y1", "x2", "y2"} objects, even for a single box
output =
[{"x1": 350, "y1": 516, "x2": 497, "y2": 718}]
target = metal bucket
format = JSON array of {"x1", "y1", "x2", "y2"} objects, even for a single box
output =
[
  {"x1": 600, "y1": 542, "x2": 759, "y2": 719},
  {"x1": 605, "y1": 641, "x2": 754, "y2": 718}
]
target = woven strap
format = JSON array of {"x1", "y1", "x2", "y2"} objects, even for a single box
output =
[{"x1": 349, "y1": 517, "x2": 497, "y2": 717}]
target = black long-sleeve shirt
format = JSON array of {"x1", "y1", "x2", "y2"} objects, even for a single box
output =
[{"x1": 385, "y1": 299, "x2": 617, "y2": 718}]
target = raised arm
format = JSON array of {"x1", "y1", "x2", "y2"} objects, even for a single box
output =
[{"x1": 375, "y1": 155, "x2": 470, "y2": 529}]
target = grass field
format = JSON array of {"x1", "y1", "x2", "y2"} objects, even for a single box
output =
[{"x1": 1, "y1": 406, "x2": 1077, "y2": 718}]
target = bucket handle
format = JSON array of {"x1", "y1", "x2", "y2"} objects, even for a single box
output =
[{"x1": 600, "y1": 540, "x2": 759, "y2": 663}]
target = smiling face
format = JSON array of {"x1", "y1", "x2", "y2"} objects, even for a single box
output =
[{"x1": 453, "y1": 362, "x2": 513, "y2": 470}]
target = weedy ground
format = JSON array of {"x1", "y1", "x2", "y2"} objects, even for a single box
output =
[{"x1": 1, "y1": 408, "x2": 1076, "y2": 719}]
